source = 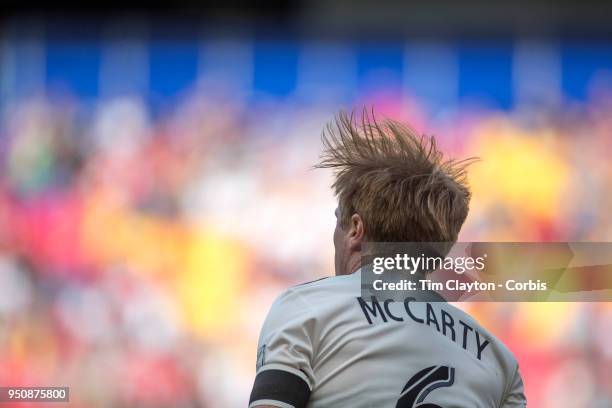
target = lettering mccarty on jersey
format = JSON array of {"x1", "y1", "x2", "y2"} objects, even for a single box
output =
[{"x1": 356, "y1": 296, "x2": 490, "y2": 361}]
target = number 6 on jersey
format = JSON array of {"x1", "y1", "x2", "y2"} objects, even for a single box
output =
[{"x1": 396, "y1": 365, "x2": 455, "y2": 408}]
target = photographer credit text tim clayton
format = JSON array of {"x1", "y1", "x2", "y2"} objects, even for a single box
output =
[{"x1": 371, "y1": 278, "x2": 548, "y2": 293}]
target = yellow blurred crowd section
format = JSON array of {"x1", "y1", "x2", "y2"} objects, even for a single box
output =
[
  {"x1": 81, "y1": 189, "x2": 250, "y2": 338},
  {"x1": 469, "y1": 118, "x2": 570, "y2": 221}
]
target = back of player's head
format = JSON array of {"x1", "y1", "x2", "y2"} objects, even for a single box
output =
[{"x1": 316, "y1": 110, "x2": 475, "y2": 243}]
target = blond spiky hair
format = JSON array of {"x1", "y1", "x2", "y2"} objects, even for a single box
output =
[{"x1": 316, "y1": 110, "x2": 475, "y2": 242}]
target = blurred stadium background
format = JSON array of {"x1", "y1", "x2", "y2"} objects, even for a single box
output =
[{"x1": 0, "y1": 1, "x2": 611, "y2": 407}]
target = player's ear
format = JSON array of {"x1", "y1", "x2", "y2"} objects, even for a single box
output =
[{"x1": 348, "y1": 213, "x2": 365, "y2": 251}]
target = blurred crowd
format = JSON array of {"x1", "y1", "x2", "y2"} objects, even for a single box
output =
[{"x1": 0, "y1": 85, "x2": 611, "y2": 407}]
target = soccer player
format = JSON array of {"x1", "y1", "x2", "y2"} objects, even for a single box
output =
[{"x1": 249, "y1": 112, "x2": 526, "y2": 407}]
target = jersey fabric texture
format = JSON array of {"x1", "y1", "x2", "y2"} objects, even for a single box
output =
[{"x1": 249, "y1": 269, "x2": 526, "y2": 408}]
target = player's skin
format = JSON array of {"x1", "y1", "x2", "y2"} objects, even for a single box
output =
[
  {"x1": 252, "y1": 207, "x2": 364, "y2": 408},
  {"x1": 333, "y1": 207, "x2": 365, "y2": 276}
]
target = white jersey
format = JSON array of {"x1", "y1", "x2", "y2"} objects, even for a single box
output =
[{"x1": 249, "y1": 269, "x2": 526, "y2": 408}]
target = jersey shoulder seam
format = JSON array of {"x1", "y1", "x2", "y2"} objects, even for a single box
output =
[
  {"x1": 291, "y1": 277, "x2": 330, "y2": 288},
  {"x1": 500, "y1": 358, "x2": 520, "y2": 406}
]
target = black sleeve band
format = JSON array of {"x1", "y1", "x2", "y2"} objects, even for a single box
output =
[{"x1": 249, "y1": 369, "x2": 311, "y2": 408}]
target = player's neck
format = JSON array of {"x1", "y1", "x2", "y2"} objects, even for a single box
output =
[{"x1": 341, "y1": 253, "x2": 361, "y2": 276}]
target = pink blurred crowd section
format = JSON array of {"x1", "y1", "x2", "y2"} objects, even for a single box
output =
[{"x1": 0, "y1": 88, "x2": 611, "y2": 407}]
